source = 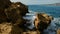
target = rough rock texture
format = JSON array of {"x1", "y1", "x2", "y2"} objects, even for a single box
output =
[
  {"x1": 0, "y1": 22, "x2": 40, "y2": 34},
  {"x1": 34, "y1": 13, "x2": 53, "y2": 34},
  {"x1": 22, "y1": 31, "x2": 40, "y2": 34},
  {"x1": 57, "y1": 29, "x2": 60, "y2": 34},
  {"x1": 4, "y1": 2, "x2": 28, "y2": 23},
  {"x1": 0, "y1": 0, "x2": 11, "y2": 8},
  {"x1": 0, "y1": 0, "x2": 28, "y2": 23},
  {"x1": 5, "y1": 2, "x2": 28, "y2": 16},
  {"x1": 0, "y1": 0, "x2": 11, "y2": 23},
  {"x1": 0, "y1": 23, "x2": 12, "y2": 34},
  {"x1": 0, "y1": 0, "x2": 29, "y2": 34},
  {"x1": 0, "y1": 23, "x2": 25, "y2": 34}
]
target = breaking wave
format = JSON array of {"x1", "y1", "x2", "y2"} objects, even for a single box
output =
[{"x1": 23, "y1": 10, "x2": 60, "y2": 34}]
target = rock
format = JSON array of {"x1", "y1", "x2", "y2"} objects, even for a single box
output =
[
  {"x1": 4, "y1": 2, "x2": 28, "y2": 23},
  {"x1": 0, "y1": 1, "x2": 29, "y2": 34},
  {"x1": 34, "y1": 13, "x2": 53, "y2": 33},
  {"x1": 5, "y1": 2, "x2": 28, "y2": 16},
  {"x1": 57, "y1": 29, "x2": 60, "y2": 34},
  {"x1": 0, "y1": 23, "x2": 12, "y2": 34},
  {"x1": 0, "y1": 0, "x2": 11, "y2": 23},
  {"x1": 0, "y1": 0, "x2": 11, "y2": 8},
  {"x1": 0, "y1": 1, "x2": 28, "y2": 23},
  {"x1": 22, "y1": 31, "x2": 40, "y2": 34},
  {"x1": 0, "y1": 0, "x2": 29, "y2": 34},
  {"x1": 0, "y1": 22, "x2": 25, "y2": 34}
]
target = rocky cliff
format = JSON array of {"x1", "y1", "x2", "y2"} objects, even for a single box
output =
[{"x1": 0, "y1": 0, "x2": 29, "y2": 34}]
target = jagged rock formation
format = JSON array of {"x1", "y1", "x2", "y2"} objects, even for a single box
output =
[
  {"x1": 4, "y1": 2, "x2": 28, "y2": 24},
  {"x1": 34, "y1": 13, "x2": 53, "y2": 34},
  {"x1": 0, "y1": 0, "x2": 28, "y2": 23},
  {"x1": 6, "y1": 2, "x2": 28, "y2": 16},
  {"x1": 0, "y1": 0, "x2": 29, "y2": 34}
]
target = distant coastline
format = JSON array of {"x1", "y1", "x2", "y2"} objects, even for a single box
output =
[{"x1": 28, "y1": 3, "x2": 60, "y2": 6}]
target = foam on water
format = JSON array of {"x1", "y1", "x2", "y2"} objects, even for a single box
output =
[
  {"x1": 44, "y1": 17, "x2": 60, "y2": 34},
  {"x1": 28, "y1": 5, "x2": 60, "y2": 34},
  {"x1": 23, "y1": 10, "x2": 60, "y2": 34}
]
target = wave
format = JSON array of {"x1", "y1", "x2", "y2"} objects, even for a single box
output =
[
  {"x1": 25, "y1": 10, "x2": 60, "y2": 32},
  {"x1": 44, "y1": 17, "x2": 60, "y2": 34},
  {"x1": 53, "y1": 18, "x2": 60, "y2": 24},
  {"x1": 27, "y1": 10, "x2": 60, "y2": 24}
]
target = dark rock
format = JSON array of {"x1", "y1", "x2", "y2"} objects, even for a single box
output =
[
  {"x1": 4, "y1": 2, "x2": 28, "y2": 23},
  {"x1": 34, "y1": 13, "x2": 53, "y2": 33},
  {"x1": 0, "y1": 23, "x2": 25, "y2": 34},
  {"x1": 0, "y1": 1, "x2": 28, "y2": 23},
  {"x1": 0, "y1": 0, "x2": 11, "y2": 8},
  {"x1": 8, "y1": 2, "x2": 28, "y2": 16},
  {"x1": 0, "y1": 0, "x2": 11, "y2": 23},
  {"x1": 0, "y1": 0, "x2": 29, "y2": 34},
  {"x1": 57, "y1": 29, "x2": 60, "y2": 34}
]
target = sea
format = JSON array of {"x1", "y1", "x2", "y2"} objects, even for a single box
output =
[{"x1": 23, "y1": 5, "x2": 60, "y2": 34}]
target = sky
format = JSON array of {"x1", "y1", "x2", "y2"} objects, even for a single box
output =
[{"x1": 10, "y1": 0, "x2": 60, "y2": 5}]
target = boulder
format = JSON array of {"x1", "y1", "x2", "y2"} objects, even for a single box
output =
[
  {"x1": 34, "y1": 13, "x2": 53, "y2": 33},
  {"x1": 57, "y1": 29, "x2": 60, "y2": 34}
]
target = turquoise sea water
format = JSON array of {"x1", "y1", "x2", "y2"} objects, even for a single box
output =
[{"x1": 24, "y1": 5, "x2": 60, "y2": 34}]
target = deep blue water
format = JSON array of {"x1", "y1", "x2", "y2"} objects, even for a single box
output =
[
  {"x1": 24, "y1": 5, "x2": 60, "y2": 34},
  {"x1": 28, "y1": 5, "x2": 60, "y2": 18}
]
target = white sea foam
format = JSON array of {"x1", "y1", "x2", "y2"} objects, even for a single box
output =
[
  {"x1": 44, "y1": 17, "x2": 60, "y2": 34},
  {"x1": 24, "y1": 10, "x2": 60, "y2": 34}
]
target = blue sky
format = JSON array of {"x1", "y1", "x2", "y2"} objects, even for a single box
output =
[{"x1": 10, "y1": 0, "x2": 60, "y2": 5}]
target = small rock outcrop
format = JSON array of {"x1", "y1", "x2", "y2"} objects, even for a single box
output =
[
  {"x1": 57, "y1": 29, "x2": 60, "y2": 34},
  {"x1": 34, "y1": 13, "x2": 53, "y2": 34}
]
